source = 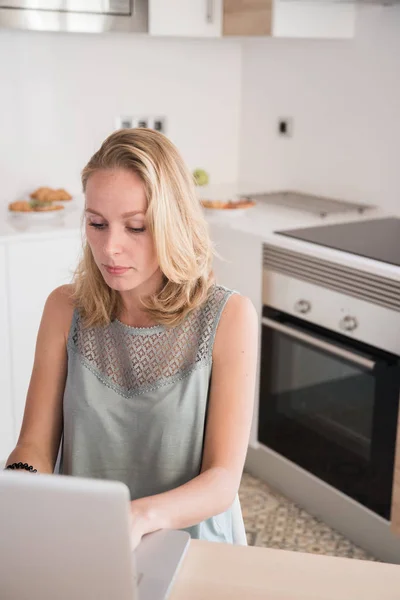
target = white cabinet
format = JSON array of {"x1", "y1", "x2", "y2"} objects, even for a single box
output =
[
  {"x1": 8, "y1": 234, "x2": 82, "y2": 438},
  {"x1": 150, "y1": 0, "x2": 354, "y2": 39},
  {"x1": 210, "y1": 223, "x2": 263, "y2": 311},
  {"x1": 272, "y1": 1, "x2": 355, "y2": 40},
  {"x1": 0, "y1": 244, "x2": 14, "y2": 463},
  {"x1": 149, "y1": 0, "x2": 223, "y2": 37},
  {"x1": 222, "y1": 0, "x2": 355, "y2": 39},
  {"x1": 209, "y1": 223, "x2": 263, "y2": 447}
]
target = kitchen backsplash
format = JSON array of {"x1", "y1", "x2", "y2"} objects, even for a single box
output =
[{"x1": 239, "y1": 6, "x2": 400, "y2": 212}]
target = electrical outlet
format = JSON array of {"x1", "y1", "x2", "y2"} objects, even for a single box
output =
[
  {"x1": 115, "y1": 115, "x2": 148, "y2": 130},
  {"x1": 151, "y1": 117, "x2": 166, "y2": 134},
  {"x1": 116, "y1": 115, "x2": 135, "y2": 129},
  {"x1": 278, "y1": 117, "x2": 293, "y2": 138},
  {"x1": 116, "y1": 115, "x2": 167, "y2": 134}
]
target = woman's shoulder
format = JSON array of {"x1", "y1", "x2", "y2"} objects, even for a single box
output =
[
  {"x1": 44, "y1": 284, "x2": 76, "y2": 341},
  {"x1": 206, "y1": 284, "x2": 253, "y2": 316},
  {"x1": 206, "y1": 283, "x2": 236, "y2": 304},
  {"x1": 47, "y1": 283, "x2": 75, "y2": 308},
  {"x1": 211, "y1": 286, "x2": 257, "y2": 348},
  {"x1": 210, "y1": 291, "x2": 258, "y2": 370},
  {"x1": 200, "y1": 284, "x2": 257, "y2": 348}
]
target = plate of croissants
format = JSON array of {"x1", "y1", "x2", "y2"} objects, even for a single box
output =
[{"x1": 8, "y1": 186, "x2": 74, "y2": 221}]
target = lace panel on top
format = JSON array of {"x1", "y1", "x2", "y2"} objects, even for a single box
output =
[{"x1": 68, "y1": 285, "x2": 232, "y2": 397}]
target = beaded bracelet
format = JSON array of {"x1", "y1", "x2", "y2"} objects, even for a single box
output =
[{"x1": 5, "y1": 462, "x2": 38, "y2": 473}]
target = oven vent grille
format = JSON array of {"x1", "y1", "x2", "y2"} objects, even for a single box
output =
[{"x1": 263, "y1": 244, "x2": 400, "y2": 313}]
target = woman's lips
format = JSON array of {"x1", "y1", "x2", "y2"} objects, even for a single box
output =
[{"x1": 104, "y1": 265, "x2": 130, "y2": 276}]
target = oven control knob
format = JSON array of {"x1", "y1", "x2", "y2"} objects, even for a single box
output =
[
  {"x1": 340, "y1": 316, "x2": 358, "y2": 332},
  {"x1": 294, "y1": 300, "x2": 311, "y2": 314}
]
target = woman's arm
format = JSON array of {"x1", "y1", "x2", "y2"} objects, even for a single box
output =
[
  {"x1": 5, "y1": 285, "x2": 73, "y2": 474},
  {"x1": 130, "y1": 293, "x2": 258, "y2": 547}
]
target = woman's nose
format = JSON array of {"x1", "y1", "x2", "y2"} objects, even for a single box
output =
[{"x1": 103, "y1": 229, "x2": 123, "y2": 257}]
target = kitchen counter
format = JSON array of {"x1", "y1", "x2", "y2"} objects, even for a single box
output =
[
  {"x1": 0, "y1": 197, "x2": 85, "y2": 243},
  {"x1": 2, "y1": 192, "x2": 398, "y2": 279},
  {"x1": 0, "y1": 188, "x2": 386, "y2": 241},
  {"x1": 205, "y1": 200, "x2": 400, "y2": 281},
  {"x1": 170, "y1": 539, "x2": 400, "y2": 600}
]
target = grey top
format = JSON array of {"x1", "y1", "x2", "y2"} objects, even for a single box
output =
[{"x1": 60, "y1": 284, "x2": 247, "y2": 545}]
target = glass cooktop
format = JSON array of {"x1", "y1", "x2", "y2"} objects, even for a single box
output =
[{"x1": 277, "y1": 217, "x2": 400, "y2": 267}]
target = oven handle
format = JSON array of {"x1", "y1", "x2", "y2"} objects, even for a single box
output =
[{"x1": 262, "y1": 317, "x2": 376, "y2": 371}]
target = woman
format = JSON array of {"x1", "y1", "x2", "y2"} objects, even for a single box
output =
[{"x1": 5, "y1": 128, "x2": 258, "y2": 548}]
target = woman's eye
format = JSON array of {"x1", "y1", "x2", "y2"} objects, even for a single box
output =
[
  {"x1": 88, "y1": 223, "x2": 145, "y2": 233},
  {"x1": 127, "y1": 227, "x2": 145, "y2": 233},
  {"x1": 89, "y1": 222, "x2": 106, "y2": 229}
]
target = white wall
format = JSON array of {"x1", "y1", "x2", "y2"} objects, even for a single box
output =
[
  {"x1": 239, "y1": 6, "x2": 400, "y2": 212},
  {"x1": 2, "y1": 7, "x2": 400, "y2": 213},
  {"x1": 0, "y1": 31, "x2": 241, "y2": 207}
]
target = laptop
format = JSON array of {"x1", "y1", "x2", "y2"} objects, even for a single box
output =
[{"x1": 0, "y1": 471, "x2": 190, "y2": 600}]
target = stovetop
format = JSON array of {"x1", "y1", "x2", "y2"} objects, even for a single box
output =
[
  {"x1": 277, "y1": 217, "x2": 400, "y2": 267},
  {"x1": 244, "y1": 191, "x2": 374, "y2": 217}
]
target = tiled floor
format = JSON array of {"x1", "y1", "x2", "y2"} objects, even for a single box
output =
[{"x1": 239, "y1": 471, "x2": 376, "y2": 561}]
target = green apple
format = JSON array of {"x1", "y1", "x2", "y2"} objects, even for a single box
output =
[{"x1": 193, "y1": 168, "x2": 209, "y2": 186}]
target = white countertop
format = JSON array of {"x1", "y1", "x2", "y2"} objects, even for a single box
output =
[
  {"x1": 0, "y1": 196, "x2": 85, "y2": 243},
  {"x1": 206, "y1": 201, "x2": 400, "y2": 281},
  {"x1": 0, "y1": 184, "x2": 378, "y2": 242},
  {"x1": 1, "y1": 190, "x2": 399, "y2": 280}
]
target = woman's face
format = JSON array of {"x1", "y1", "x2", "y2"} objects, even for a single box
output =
[{"x1": 85, "y1": 168, "x2": 161, "y2": 294}]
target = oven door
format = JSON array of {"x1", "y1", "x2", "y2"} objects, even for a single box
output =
[{"x1": 258, "y1": 307, "x2": 400, "y2": 520}]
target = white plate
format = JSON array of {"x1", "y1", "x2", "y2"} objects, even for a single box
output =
[
  {"x1": 202, "y1": 206, "x2": 254, "y2": 220},
  {"x1": 8, "y1": 209, "x2": 65, "y2": 222}
]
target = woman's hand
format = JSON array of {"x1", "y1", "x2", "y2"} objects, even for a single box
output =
[{"x1": 129, "y1": 498, "x2": 161, "y2": 550}]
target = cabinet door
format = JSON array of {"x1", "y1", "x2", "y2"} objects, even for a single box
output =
[
  {"x1": 149, "y1": 0, "x2": 222, "y2": 37},
  {"x1": 8, "y1": 235, "x2": 82, "y2": 438},
  {"x1": 209, "y1": 223, "x2": 263, "y2": 309},
  {"x1": 272, "y1": 0, "x2": 355, "y2": 39},
  {"x1": 209, "y1": 223, "x2": 263, "y2": 447},
  {"x1": 0, "y1": 244, "x2": 14, "y2": 464},
  {"x1": 223, "y1": 0, "x2": 272, "y2": 36}
]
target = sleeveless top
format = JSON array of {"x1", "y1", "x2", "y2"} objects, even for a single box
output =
[{"x1": 60, "y1": 284, "x2": 247, "y2": 545}]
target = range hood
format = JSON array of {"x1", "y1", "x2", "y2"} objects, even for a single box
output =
[{"x1": 0, "y1": 1, "x2": 148, "y2": 33}]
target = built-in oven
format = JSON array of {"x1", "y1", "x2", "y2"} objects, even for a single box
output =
[{"x1": 259, "y1": 243, "x2": 400, "y2": 520}]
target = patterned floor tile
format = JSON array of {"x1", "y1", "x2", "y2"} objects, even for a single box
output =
[{"x1": 239, "y1": 471, "x2": 376, "y2": 561}]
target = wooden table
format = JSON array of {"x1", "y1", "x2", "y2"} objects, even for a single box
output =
[{"x1": 170, "y1": 540, "x2": 400, "y2": 600}]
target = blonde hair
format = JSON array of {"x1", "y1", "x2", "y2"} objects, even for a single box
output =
[{"x1": 73, "y1": 128, "x2": 215, "y2": 328}]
